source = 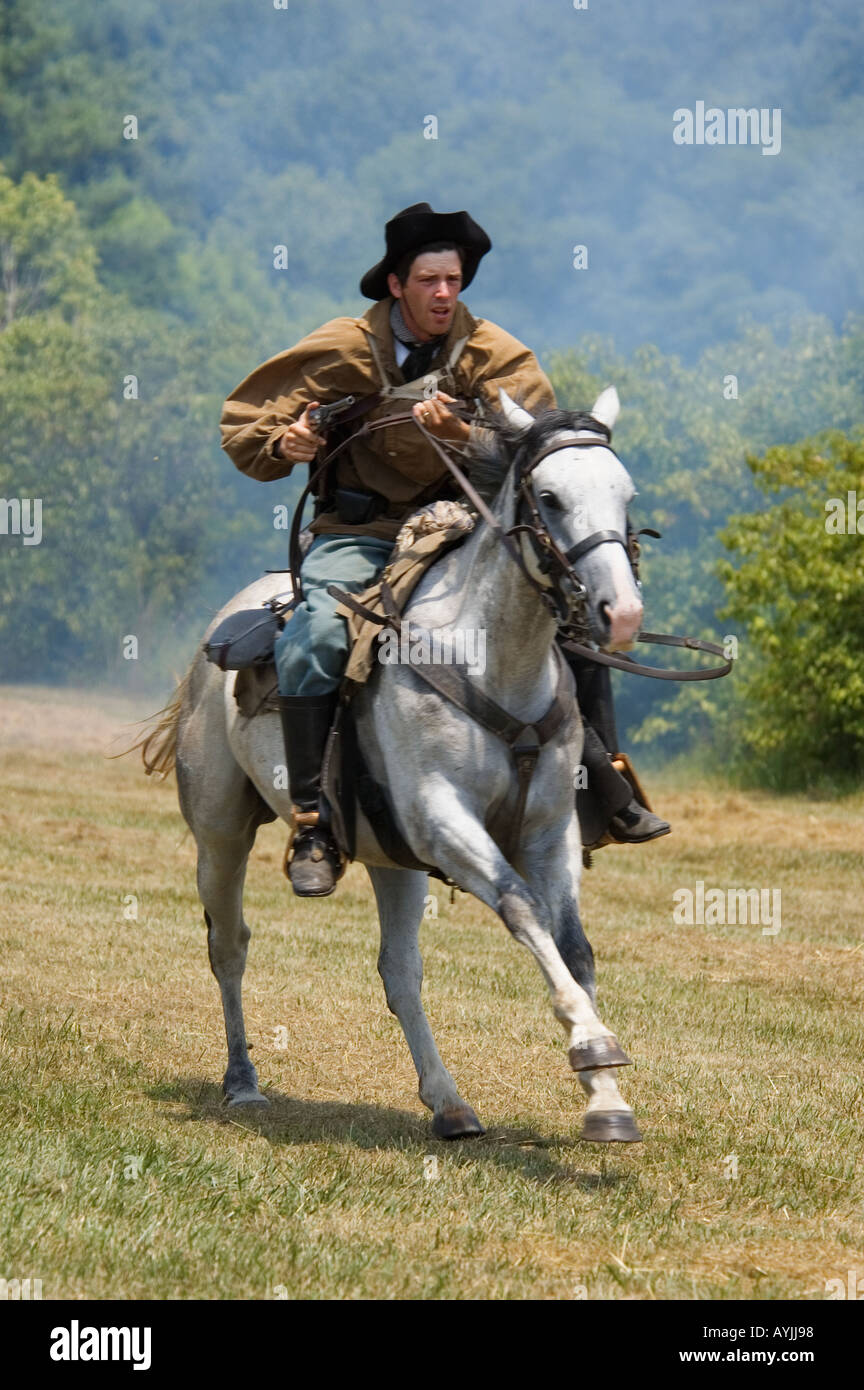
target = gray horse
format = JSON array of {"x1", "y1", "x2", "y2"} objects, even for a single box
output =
[{"x1": 143, "y1": 388, "x2": 645, "y2": 1143}]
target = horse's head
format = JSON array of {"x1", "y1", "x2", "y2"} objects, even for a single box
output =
[{"x1": 498, "y1": 387, "x2": 644, "y2": 651}]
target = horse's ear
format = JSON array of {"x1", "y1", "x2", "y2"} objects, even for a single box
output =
[
  {"x1": 498, "y1": 388, "x2": 535, "y2": 430},
  {"x1": 590, "y1": 386, "x2": 620, "y2": 433}
]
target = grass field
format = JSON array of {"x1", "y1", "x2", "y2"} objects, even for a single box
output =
[{"x1": 1, "y1": 684, "x2": 862, "y2": 1301}]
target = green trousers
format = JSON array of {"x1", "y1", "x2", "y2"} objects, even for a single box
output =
[{"x1": 274, "y1": 534, "x2": 394, "y2": 696}]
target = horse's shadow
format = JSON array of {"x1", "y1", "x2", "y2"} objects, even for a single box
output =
[{"x1": 149, "y1": 1076, "x2": 633, "y2": 1190}]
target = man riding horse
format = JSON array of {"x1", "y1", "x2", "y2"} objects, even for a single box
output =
[{"x1": 219, "y1": 203, "x2": 669, "y2": 896}]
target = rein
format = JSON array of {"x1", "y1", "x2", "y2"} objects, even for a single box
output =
[
  {"x1": 320, "y1": 405, "x2": 731, "y2": 866},
  {"x1": 411, "y1": 414, "x2": 733, "y2": 682},
  {"x1": 288, "y1": 401, "x2": 733, "y2": 683},
  {"x1": 561, "y1": 632, "x2": 733, "y2": 681},
  {"x1": 287, "y1": 398, "x2": 477, "y2": 603}
]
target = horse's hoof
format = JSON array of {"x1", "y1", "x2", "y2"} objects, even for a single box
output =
[
  {"x1": 569, "y1": 1035, "x2": 633, "y2": 1071},
  {"x1": 432, "y1": 1105, "x2": 485, "y2": 1140},
  {"x1": 580, "y1": 1110, "x2": 643, "y2": 1143},
  {"x1": 227, "y1": 1090, "x2": 270, "y2": 1109}
]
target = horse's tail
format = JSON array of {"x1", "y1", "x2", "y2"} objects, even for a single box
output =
[{"x1": 116, "y1": 665, "x2": 194, "y2": 778}]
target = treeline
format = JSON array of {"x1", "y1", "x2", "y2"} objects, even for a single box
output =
[
  {"x1": 547, "y1": 321, "x2": 864, "y2": 780},
  {"x1": 0, "y1": 0, "x2": 860, "y2": 356},
  {"x1": 1, "y1": 0, "x2": 862, "y2": 785},
  {"x1": 2, "y1": 168, "x2": 862, "y2": 787}
]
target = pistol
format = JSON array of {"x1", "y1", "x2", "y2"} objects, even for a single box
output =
[{"x1": 307, "y1": 395, "x2": 356, "y2": 433}]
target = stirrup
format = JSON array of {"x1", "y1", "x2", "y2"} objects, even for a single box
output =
[{"x1": 283, "y1": 808, "x2": 346, "y2": 895}]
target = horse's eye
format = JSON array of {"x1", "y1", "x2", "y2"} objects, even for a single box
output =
[{"x1": 539, "y1": 491, "x2": 564, "y2": 512}]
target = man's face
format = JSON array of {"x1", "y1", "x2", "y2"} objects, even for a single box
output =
[{"x1": 387, "y1": 250, "x2": 463, "y2": 341}]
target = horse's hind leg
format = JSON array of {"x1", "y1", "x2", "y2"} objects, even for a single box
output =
[
  {"x1": 367, "y1": 865, "x2": 484, "y2": 1140},
  {"x1": 177, "y1": 670, "x2": 271, "y2": 1108},
  {"x1": 198, "y1": 813, "x2": 269, "y2": 1107}
]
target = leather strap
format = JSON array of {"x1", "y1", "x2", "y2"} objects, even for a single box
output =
[
  {"x1": 561, "y1": 631, "x2": 734, "y2": 681},
  {"x1": 367, "y1": 326, "x2": 470, "y2": 396},
  {"x1": 396, "y1": 641, "x2": 573, "y2": 750},
  {"x1": 287, "y1": 399, "x2": 475, "y2": 604},
  {"x1": 563, "y1": 528, "x2": 628, "y2": 566},
  {"x1": 333, "y1": 577, "x2": 575, "y2": 751},
  {"x1": 335, "y1": 582, "x2": 733, "y2": 687},
  {"x1": 520, "y1": 427, "x2": 615, "y2": 475},
  {"x1": 498, "y1": 732, "x2": 541, "y2": 864}
]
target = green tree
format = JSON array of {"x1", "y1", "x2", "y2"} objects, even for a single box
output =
[
  {"x1": 547, "y1": 316, "x2": 864, "y2": 757},
  {"x1": 0, "y1": 167, "x2": 99, "y2": 326},
  {"x1": 718, "y1": 431, "x2": 864, "y2": 787},
  {"x1": 0, "y1": 171, "x2": 282, "y2": 687}
]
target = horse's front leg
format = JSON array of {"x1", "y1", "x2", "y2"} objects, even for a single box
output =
[
  {"x1": 405, "y1": 795, "x2": 632, "y2": 1108},
  {"x1": 520, "y1": 813, "x2": 642, "y2": 1143},
  {"x1": 367, "y1": 865, "x2": 484, "y2": 1139},
  {"x1": 519, "y1": 812, "x2": 597, "y2": 1001}
]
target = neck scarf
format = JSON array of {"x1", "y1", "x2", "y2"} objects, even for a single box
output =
[{"x1": 389, "y1": 298, "x2": 447, "y2": 382}]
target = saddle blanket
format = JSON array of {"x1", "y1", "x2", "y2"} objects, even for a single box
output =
[{"x1": 234, "y1": 500, "x2": 475, "y2": 716}]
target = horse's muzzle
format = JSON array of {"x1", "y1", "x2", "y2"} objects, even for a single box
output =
[{"x1": 601, "y1": 594, "x2": 644, "y2": 651}]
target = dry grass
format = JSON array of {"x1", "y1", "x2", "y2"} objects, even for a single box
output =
[{"x1": 0, "y1": 683, "x2": 862, "y2": 1300}]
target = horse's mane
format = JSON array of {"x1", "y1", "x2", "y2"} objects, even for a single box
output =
[{"x1": 467, "y1": 407, "x2": 609, "y2": 502}]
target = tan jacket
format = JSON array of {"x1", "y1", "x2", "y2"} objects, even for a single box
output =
[{"x1": 219, "y1": 296, "x2": 556, "y2": 540}]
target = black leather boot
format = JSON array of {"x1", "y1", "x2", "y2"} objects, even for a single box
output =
[
  {"x1": 607, "y1": 801, "x2": 671, "y2": 843},
  {"x1": 577, "y1": 724, "x2": 633, "y2": 845},
  {"x1": 577, "y1": 726, "x2": 671, "y2": 846},
  {"x1": 562, "y1": 648, "x2": 672, "y2": 848},
  {"x1": 277, "y1": 691, "x2": 343, "y2": 897}
]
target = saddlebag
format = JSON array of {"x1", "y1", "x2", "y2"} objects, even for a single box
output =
[{"x1": 203, "y1": 606, "x2": 290, "y2": 671}]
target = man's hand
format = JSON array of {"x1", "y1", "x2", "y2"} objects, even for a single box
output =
[
  {"x1": 275, "y1": 402, "x2": 321, "y2": 463},
  {"x1": 412, "y1": 391, "x2": 471, "y2": 443}
]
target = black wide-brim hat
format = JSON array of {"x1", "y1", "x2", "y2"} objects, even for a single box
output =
[{"x1": 360, "y1": 202, "x2": 492, "y2": 300}]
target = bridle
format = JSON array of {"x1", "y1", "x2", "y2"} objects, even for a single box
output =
[
  {"x1": 412, "y1": 409, "x2": 732, "y2": 682},
  {"x1": 413, "y1": 410, "x2": 653, "y2": 641},
  {"x1": 503, "y1": 416, "x2": 648, "y2": 633}
]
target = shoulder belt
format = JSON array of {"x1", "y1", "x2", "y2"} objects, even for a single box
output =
[{"x1": 366, "y1": 329, "x2": 471, "y2": 399}]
